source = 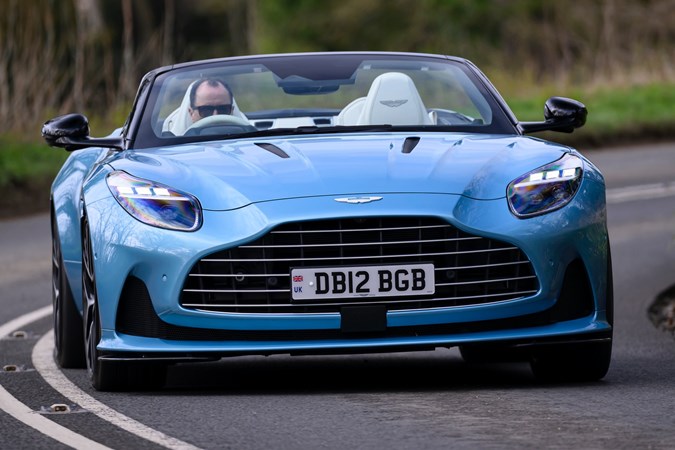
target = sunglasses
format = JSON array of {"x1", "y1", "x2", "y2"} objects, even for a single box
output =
[{"x1": 193, "y1": 104, "x2": 233, "y2": 117}]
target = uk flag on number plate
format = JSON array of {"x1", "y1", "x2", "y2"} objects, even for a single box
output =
[{"x1": 293, "y1": 275, "x2": 303, "y2": 283}]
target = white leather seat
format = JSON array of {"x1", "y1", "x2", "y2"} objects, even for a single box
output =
[
  {"x1": 335, "y1": 97, "x2": 366, "y2": 126},
  {"x1": 356, "y1": 72, "x2": 433, "y2": 126},
  {"x1": 162, "y1": 81, "x2": 250, "y2": 136}
]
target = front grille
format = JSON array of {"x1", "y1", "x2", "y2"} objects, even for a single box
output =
[{"x1": 180, "y1": 217, "x2": 539, "y2": 313}]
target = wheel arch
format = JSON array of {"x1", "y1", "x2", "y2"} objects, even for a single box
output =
[{"x1": 51, "y1": 147, "x2": 111, "y2": 314}]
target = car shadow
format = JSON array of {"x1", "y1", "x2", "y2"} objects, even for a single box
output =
[{"x1": 158, "y1": 348, "x2": 600, "y2": 395}]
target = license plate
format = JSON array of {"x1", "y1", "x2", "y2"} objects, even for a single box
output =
[{"x1": 291, "y1": 263, "x2": 435, "y2": 301}]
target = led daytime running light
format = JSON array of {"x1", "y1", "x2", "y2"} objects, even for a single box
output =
[
  {"x1": 514, "y1": 167, "x2": 580, "y2": 188},
  {"x1": 115, "y1": 185, "x2": 187, "y2": 200}
]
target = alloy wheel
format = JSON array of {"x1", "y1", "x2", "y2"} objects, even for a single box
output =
[
  {"x1": 51, "y1": 218, "x2": 62, "y2": 353},
  {"x1": 82, "y1": 217, "x2": 98, "y2": 378}
]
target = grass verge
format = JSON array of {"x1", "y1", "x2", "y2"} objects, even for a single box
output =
[
  {"x1": 0, "y1": 136, "x2": 67, "y2": 218},
  {"x1": 506, "y1": 82, "x2": 675, "y2": 149}
]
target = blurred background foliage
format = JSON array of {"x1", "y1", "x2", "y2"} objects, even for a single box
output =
[
  {"x1": 0, "y1": 0, "x2": 673, "y2": 135},
  {"x1": 0, "y1": 0, "x2": 674, "y2": 216}
]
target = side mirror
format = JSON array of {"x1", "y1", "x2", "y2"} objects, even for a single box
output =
[
  {"x1": 42, "y1": 113, "x2": 124, "y2": 151},
  {"x1": 520, "y1": 97, "x2": 587, "y2": 134}
]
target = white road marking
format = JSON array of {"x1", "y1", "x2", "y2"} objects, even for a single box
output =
[
  {"x1": 0, "y1": 384, "x2": 111, "y2": 450},
  {"x1": 606, "y1": 181, "x2": 675, "y2": 204},
  {"x1": 32, "y1": 331, "x2": 202, "y2": 450},
  {"x1": 0, "y1": 305, "x2": 111, "y2": 449},
  {"x1": 0, "y1": 305, "x2": 52, "y2": 339},
  {"x1": 0, "y1": 306, "x2": 201, "y2": 450}
]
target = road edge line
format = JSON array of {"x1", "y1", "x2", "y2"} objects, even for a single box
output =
[
  {"x1": 32, "y1": 330, "x2": 202, "y2": 450},
  {"x1": 0, "y1": 305, "x2": 111, "y2": 450},
  {"x1": 0, "y1": 305, "x2": 52, "y2": 339},
  {"x1": 0, "y1": 383, "x2": 112, "y2": 450}
]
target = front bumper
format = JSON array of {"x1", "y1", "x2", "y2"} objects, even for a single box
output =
[
  {"x1": 83, "y1": 181, "x2": 610, "y2": 357},
  {"x1": 99, "y1": 319, "x2": 612, "y2": 361}
]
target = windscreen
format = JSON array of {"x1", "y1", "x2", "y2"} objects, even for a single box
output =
[{"x1": 135, "y1": 54, "x2": 513, "y2": 147}]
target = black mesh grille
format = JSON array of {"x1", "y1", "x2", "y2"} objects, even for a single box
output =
[{"x1": 180, "y1": 217, "x2": 539, "y2": 313}]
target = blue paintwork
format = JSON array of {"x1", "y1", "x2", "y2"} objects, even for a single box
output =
[
  {"x1": 99, "y1": 316, "x2": 610, "y2": 354},
  {"x1": 107, "y1": 134, "x2": 573, "y2": 210},
  {"x1": 48, "y1": 52, "x2": 610, "y2": 360},
  {"x1": 51, "y1": 129, "x2": 610, "y2": 356}
]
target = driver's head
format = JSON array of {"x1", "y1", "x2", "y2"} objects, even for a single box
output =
[{"x1": 188, "y1": 79, "x2": 233, "y2": 123}]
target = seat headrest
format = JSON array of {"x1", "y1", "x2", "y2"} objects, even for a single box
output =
[{"x1": 357, "y1": 72, "x2": 432, "y2": 126}]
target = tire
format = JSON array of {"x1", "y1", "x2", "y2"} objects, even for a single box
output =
[
  {"x1": 529, "y1": 340, "x2": 612, "y2": 382},
  {"x1": 51, "y1": 213, "x2": 86, "y2": 368},
  {"x1": 606, "y1": 243, "x2": 614, "y2": 326},
  {"x1": 82, "y1": 215, "x2": 166, "y2": 391}
]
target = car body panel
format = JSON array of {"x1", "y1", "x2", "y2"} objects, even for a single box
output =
[
  {"x1": 107, "y1": 134, "x2": 573, "y2": 210},
  {"x1": 52, "y1": 147, "x2": 111, "y2": 312},
  {"x1": 99, "y1": 316, "x2": 610, "y2": 355},
  {"x1": 81, "y1": 167, "x2": 608, "y2": 334}
]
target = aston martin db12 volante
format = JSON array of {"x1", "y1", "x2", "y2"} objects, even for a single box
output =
[{"x1": 43, "y1": 52, "x2": 612, "y2": 390}]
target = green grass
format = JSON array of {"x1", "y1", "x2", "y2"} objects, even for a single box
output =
[
  {"x1": 505, "y1": 82, "x2": 675, "y2": 148},
  {"x1": 0, "y1": 136, "x2": 68, "y2": 217},
  {"x1": 0, "y1": 136, "x2": 67, "y2": 188}
]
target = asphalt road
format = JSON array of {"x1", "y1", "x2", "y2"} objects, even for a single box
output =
[{"x1": 1, "y1": 142, "x2": 675, "y2": 449}]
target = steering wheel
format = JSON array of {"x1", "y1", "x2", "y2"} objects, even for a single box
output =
[{"x1": 184, "y1": 114, "x2": 256, "y2": 135}]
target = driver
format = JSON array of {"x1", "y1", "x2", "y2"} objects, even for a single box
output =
[
  {"x1": 188, "y1": 78, "x2": 234, "y2": 124},
  {"x1": 162, "y1": 78, "x2": 251, "y2": 136}
]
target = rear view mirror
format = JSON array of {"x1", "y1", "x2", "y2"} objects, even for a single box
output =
[
  {"x1": 42, "y1": 113, "x2": 123, "y2": 151},
  {"x1": 520, "y1": 97, "x2": 587, "y2": 134}
]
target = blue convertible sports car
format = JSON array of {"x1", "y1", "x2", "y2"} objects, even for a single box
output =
[{"x1": 43, "y1": 52, "x2": 612, "y2": 390}]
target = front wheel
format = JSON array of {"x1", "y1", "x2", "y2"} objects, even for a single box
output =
[
  {"x1": 52, "y1": 213, "x2": 85, "y2": 368},
  {"x1": 82, "y1": 215, "x2": 166, "y2": 391},
  {"x1": 529, "y1": 340, "x2": 612, "y2": 382}
]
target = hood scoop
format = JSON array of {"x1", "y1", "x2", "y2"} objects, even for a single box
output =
[
  {"x1": 401, "y1": 136, "x2": 421, "y2": 154},
  {"x1": 255, "y1": 142, "x2": 290, "y2": 159}
]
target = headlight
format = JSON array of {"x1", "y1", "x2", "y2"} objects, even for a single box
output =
[
  {"x1": 106, "y1": 171, "x2": 202, "y2": 231},
  {"x1": 507, "y1": 153, "x2": 583, "y2": 218}
]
